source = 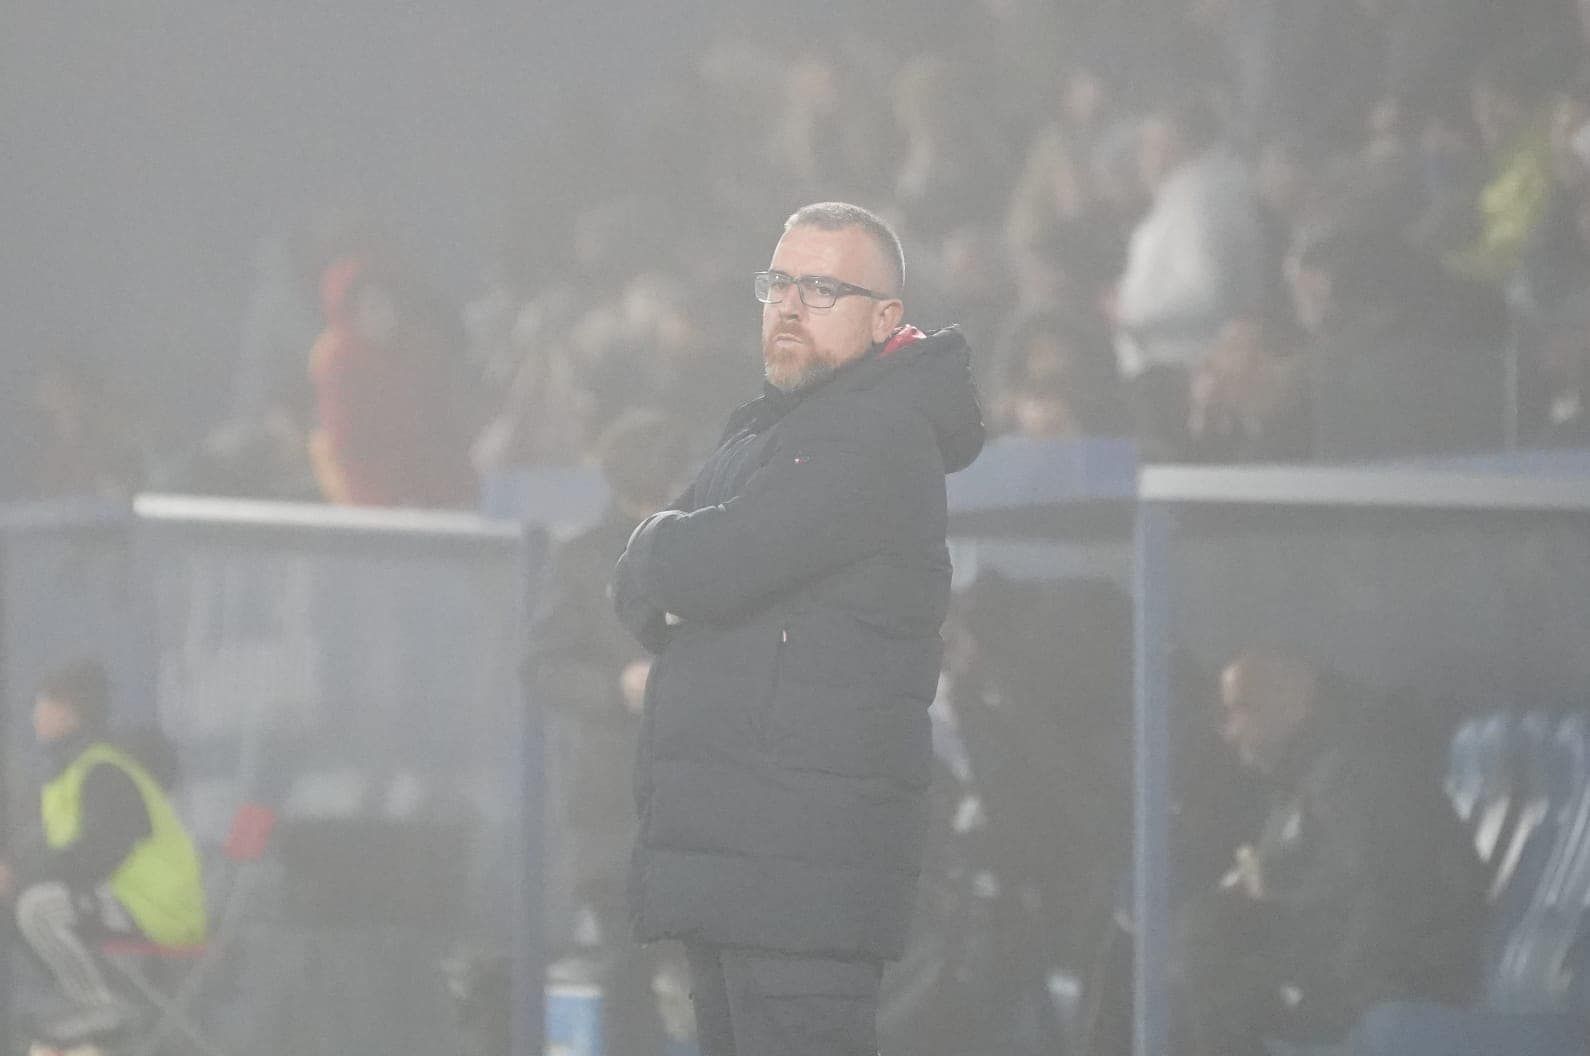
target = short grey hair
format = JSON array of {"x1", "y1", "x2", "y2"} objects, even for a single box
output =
[{"x1": 784, "y1": 202, "x2": 905, "y2": 297}]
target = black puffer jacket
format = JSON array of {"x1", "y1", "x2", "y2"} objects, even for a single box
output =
[{"x1": 613, "y1": 326, "x2": 984, "y2": 960}]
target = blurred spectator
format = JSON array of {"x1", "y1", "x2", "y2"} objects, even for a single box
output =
[
  {"x1": 1444, "y1": 42, "x2": 1561, "y2": 284},
  {"x1": 231, "y1": 228, "x2": 323, "y2": 426},
  {"x1": 942, "y1": 0, "x2": 1072, "y2": 148},
  {"x1": 308, "y1": 258, "x2": 476, "y2": 508},
  {"x1": 1196, "y1": 0, "x2": 1384, "y2": 151},
  {"x1": 909, "y1": 223, "x2": 1020, "y2": 372},
  {"x1": 1253, "y1": 131, "x2": 1339, "y2": 335},
  {"x1": 1176, "y1": 652, "x2": 1486, "y2": 1056},
  {"x1": 1516, "y1": 80, "x2": 1590, "y2": 320},
  {"x1": 232, "y1": 203, "x2": 402, "y2": 425},
  {"x1": 991, "y1": 311, "x2": 1126, "y2": 439},
  {"x1": 1001, "y1": 65, "x2": 1134, "y2": 352},
  {"x1": 892, "y1": 52, "x2": 1009, "y2": 243},
  {"x1": 1398, "y1": 0, "x2": 1579, "y2": 128},
  {"x1": 1005, "y1": 66, "x2": 1123, "y2": 256},
  {"x1": 1090, "y1": 114, "x2": 1153, "y2": 220},
  {"x1": 1255, "y1": 132, "x2": 1334, "y2": 242},
  {"x1": 529, "y1": 408, "x2": 696, "y2": 1053},
  {"x1": 1507, "y1": 79, "x2": 1590, "y2": 435},
  {"x1": 21, "y1": 353, "x2": 144, "y2": 501},
  {"x1": 469, "y1": 283, "x2": 596, "y2": 471},
  {"x1": 1188, "y1": 317, "x2": 1309, "y2": 461},
  {"x1": 1115, "y1": 91, "x2": 1266, "y2": 456},
  {"x1": 1537, "y1": 287, "x2": 1590, "y2": 445},
  {"x1": 1291, "y1": 223, "x2": 1508, "y2": 461},
  {"x1": 155, "y1": 391, "x2": 319, "y2": 501},
  {"x1": 596, "y1": 274, "x2": 753, "y2": 436},
  {"x1": 764, "y1": 54, "x2": 893, "y2": 207},
  {"x1": 1399, "y1": 106, "x2": 1489, "y2": 263},
  {"x1": 1373, "y1": 0, "x2": 1491, "y2": 134},
  {"x1": 1116, "y1": 91, "x2": 1267, "y2": 371}
]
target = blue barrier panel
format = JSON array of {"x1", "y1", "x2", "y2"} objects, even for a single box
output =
[
  {"x1": 946, "y1": 437, "x2": 1137, "y2": 587},
  {"x1": 948, "y1": 437, "x2": 1137, "y2": 541},
  {"x1": 480, "y1": 467, "x2": 611, "y2": 533},
  {"x1": 0, "y1": 495, "x2": 542, "y2": 1056}
]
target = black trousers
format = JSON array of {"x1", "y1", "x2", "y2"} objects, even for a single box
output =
[{"x1": 684, "y1": 943, "x2": 882, "y2": 1056}]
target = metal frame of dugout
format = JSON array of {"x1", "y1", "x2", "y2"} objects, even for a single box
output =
[
  {"x1": 1134, "y1": 461, "x2": 1590, "y2": 1056},
  {"x1": 950, "y1": 445, "x2": 1590, "y2": 1055},
  {"x1": 0, "y1": 495, "x2": 544, "y2": 1056}
]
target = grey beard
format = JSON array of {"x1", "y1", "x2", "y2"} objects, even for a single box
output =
[{"x1": 765, "y1": 359, "x2": 838, "y2": 394}]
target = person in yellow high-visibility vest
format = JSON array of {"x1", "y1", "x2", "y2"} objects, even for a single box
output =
[{"x1": 0, "y1": 660, "x2": 206, "y2": 1048}]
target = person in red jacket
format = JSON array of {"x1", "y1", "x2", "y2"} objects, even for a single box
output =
[{"x1": 309, "y1": 257, "x2": 475, "y2": 508}]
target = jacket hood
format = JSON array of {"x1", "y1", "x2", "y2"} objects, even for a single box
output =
[
  {"x1": 737, "y1": 325, "x2": 986, "y2": 473},
  {"x1": 865, "y1": 325, "x2": 986, "y2": 473}
]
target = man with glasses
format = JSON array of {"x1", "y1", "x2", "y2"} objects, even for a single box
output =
[{"x1": 612, "y1": 202, "x2": 984, "y2": 1055}]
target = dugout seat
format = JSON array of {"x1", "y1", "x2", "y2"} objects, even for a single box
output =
[
  {"x1": 98, "y1": 802, "x2": 278, "y2": 1056},
  {"x1": 1347, "y1": 711, "x2": 1590, "y2": 1056}
]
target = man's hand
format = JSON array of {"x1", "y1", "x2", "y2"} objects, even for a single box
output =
[
  {"x1": 620, "y1": 659, "x2": 653, "y2": 715},
  {"x1": 612, "y1": 512, "x2": 685, "y2": 653}
]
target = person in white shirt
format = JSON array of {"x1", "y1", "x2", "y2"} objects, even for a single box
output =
[{"x1": 1115, "y1": 93, "x2": 1266, "y2": 456}]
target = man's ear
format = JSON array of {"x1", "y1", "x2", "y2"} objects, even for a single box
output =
[{"x1": 872, "y1": 299, "x2": 905, "y2": 343}]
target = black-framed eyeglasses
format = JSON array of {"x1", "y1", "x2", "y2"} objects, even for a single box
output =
[{"x1": 753, "y1": 270, "x2": 892, "y2": 309}]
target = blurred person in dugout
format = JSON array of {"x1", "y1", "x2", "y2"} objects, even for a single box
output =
[
  {"x1": 529, "y1": 407, "x2": 697, "y2": 1054},
  {"x1": 1175, "y1": 651, "x2": 1485, "y2": 1056},
  {"x1": 308, "y1": 257, "x2": 476, "y2": 509},
  {"x1": 1537, "y1": 287, "x2": 1590, "y2": 445},
  {"x1": 611, "y1": 203, "x2": 984, "y2": 1056},
  {"x1": 0, "y1": 661, "x2": 205, "y2": 1049}
]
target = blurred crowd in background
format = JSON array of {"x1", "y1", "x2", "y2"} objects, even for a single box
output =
[{"x1": 13, "y1": 0, "x2": 1590, "y2": 508}]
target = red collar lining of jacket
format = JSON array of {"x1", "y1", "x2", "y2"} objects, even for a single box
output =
[{"x1": 881, "y1": 325, "x2": 927, "y2": 357}]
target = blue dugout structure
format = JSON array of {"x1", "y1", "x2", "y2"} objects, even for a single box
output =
[
  {"x1": 0, "y1": 496, "x2": 544, "y2": 1056},
  {"x1": 949, "y1": 444, "x2": 1590, "y2": 1055},
  {"x1": 9, "y1": 443, "x2": 1584, "y2": 1054},
  {"x1": 1136, "y1": 459, "x2": 1590, "y2": 1056}
]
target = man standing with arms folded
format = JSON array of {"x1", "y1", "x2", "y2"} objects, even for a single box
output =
[{"x1": 612, "y1": 202, "x2": 984, "y2": 1055}]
